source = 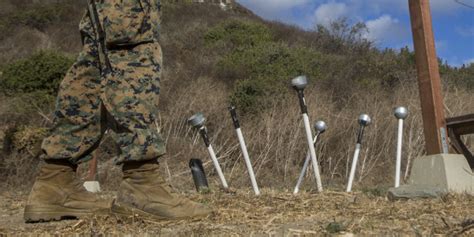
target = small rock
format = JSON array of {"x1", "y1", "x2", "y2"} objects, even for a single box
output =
[{"x1": 387, "y1": 185, "x2": 447, "y2": 201}]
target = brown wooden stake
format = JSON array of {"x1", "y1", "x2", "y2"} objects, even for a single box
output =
[
  {"x1": 86, "y1": 152, "x2": 98, "y2": 181},
  {"x1": 408, "y1": 0, "x2": 448, "y2": 155}
]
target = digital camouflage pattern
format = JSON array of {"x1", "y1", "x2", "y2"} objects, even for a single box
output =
[
  {"x1": 41, "y1": 0, "x2": 165, "y2": 164},
  {"x1": 97, "y1": 0, "x2": 161, "y2": 48}
]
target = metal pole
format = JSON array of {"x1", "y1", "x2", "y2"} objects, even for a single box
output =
[
  {"x1": 229, "y1": 106, "x2": 259, "y2": 195},
  {"x1": 293, "y1": 134, "x2": 318, "y2": 194},
  {"x1": 302, "y1": 114, "x2": 323, "y2": 192},
  {"x1": 236, "y1": 128, "x2": 260, "y2": 195},
  {"x1": 395, "y1": 119, "x2": 404, "y2": 187},
  {"x1": 294, "y1": 120, "x2": 327, "y2": 194},
  {"x1": 207, "y1": 143, "x2": 229, "y2": 189},
  {"x1": 346, "y1": 143, "x2": 361, "y2": 192}
]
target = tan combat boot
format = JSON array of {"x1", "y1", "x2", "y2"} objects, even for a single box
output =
[
  {"x1": 24, "y1": 160, "x2": 112, "y2": 222},
  {"x1": 113, "y1": 160, "x2": 213, "y2": 220}
]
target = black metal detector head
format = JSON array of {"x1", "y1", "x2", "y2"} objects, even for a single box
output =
[
  {"x1": 314, "y1": 120, "x2": 327, "y2": 134},
  {"x1": 394, "y1": 107, "x2": 408, "y2": 120},
  {"x1": 358, "y1": 114, "x2": 372, "y2": 127},
  {"x1": 291, "y1": 75, "x2": 308, "y2": 91},
  {"x1": 188, "y1": 113, "x2": 206, "y2": 129},
  {"x1": 188, "y1": 113, "x2": 210, "y2": 147},
  {"x1": 291, "y1": 76, "x2": 309, "y2": 114}
]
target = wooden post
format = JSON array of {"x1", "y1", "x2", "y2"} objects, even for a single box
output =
[
  {"x1": 408, "y1": 0, "x2": 448, "y2": 155},
  {"x1": 86, "y1": 152, "x2": 98, "y2": 181}
]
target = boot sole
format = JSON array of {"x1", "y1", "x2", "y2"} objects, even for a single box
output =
[
  {"x1": 24, "y1": 205, "x2": 110, "y2": 223},
  {"x1": 111, "y1": 202, "x2": 213, "y2": 221}
]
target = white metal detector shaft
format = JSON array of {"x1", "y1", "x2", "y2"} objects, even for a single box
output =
[
  {"x1": 229, "y1": 106, "x2": 259, "y2": 195},
  {"x1": 236, "y1": 128, "x2": 260, "y2": 195},
  {"x1": 346, "y1": 114, "x2": 371, "y2": 193},
  {"x1": 395, "y1": 119, "x2": 403, "y2": 187},
  {"x1": 293, "y1": 134, "x2": 318, "y2": 194},
  {"x1": 303, "y1": 113, "x2": 323, "y2": 192},
  {"x1": 207, "y1": 144, "x2": 229, "y2": 189},
  {"x1": 294, "y1": 120, "x2": 327, "y2": 194},
  {"x1": 394, "y1": 107, "x2": 408, "y2": 188},
  {"x1": 346, "y1": 143, "x2": 361, "y2": 192}
]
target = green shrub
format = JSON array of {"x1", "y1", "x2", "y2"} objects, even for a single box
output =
[
  {"x1": 205, "y1": 19, "x2": 273, "y2": 50},
  {"x1": 326, "y1": 222, "x2": 346, "y2": 234},
  {"x1": 230, "y1": 79, "x2": 268, "y2": 113},
  {"x1": 221, "y1": 43, "x2": 323, "y2": 112},
  {"x1": 220, "y1": 42, "x2": 322, "y2": 80},
  {"x1": 0, "y1": 50, "x2": 74, "y2": 95}
]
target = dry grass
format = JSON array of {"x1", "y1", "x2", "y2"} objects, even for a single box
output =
[
  {"x1": 0, "y1": 189, "x2": 473, "y2": 236},
  {"x1": 145, "y1": 77, "x2": 474, "y2": 193},
  {"x1": 1, "y1": 76, "x2": 473, "y2": 193},
  {"x1": 0, "y1": 0, "x2": 472, "y2": 194}
]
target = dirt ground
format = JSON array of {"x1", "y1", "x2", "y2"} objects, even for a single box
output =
[{"x1": 0, "y1": 188, "x2": 473, "y2": 236}]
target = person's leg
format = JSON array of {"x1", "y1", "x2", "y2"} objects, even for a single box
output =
[
  {"x1": 101, "y1": 42, "x2": 166, "y2": 164},
  {"x1": 24, "y1": 14, "x2": 111, "y2": 222},
  {"x1": 104, "y1": 42, "x2": 212, "y2": 219}
]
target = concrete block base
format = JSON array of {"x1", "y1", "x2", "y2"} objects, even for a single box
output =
[
  {"x1": 388, "y1": 154, "x2": 473, "y2": 200},
  {"x1": 408, "y1": 154, "x2": 474, "y2": 194}
]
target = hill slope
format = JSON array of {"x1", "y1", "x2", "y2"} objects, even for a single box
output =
[{"x1": 0, "y1": 0, "x2": 473, "y2": 193}]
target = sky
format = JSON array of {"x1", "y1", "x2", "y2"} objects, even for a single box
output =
[{"x1": 236, "y1": 0, "x2": 474, "y2": 67}]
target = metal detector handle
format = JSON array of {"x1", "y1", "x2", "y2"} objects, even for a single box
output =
[
  {"x1": 357, "y1": 126, "x2": 365, "y2": 144},
  {"x1": 297, "y1": 90, "x2": 308, "y2": 114},
  {"x1": 199, "y1": 127, "x2": 210, "y2": 147},
  {"x1": 228, "y1": 106, "x2": 240, "y2": 129}
]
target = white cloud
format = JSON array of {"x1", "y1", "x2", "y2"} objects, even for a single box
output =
[
  {"x1": 363, "y1": 15, "x2": 408, "y2": 44},
  {"x1": 464, "y1": 58, "x2": 474, "y2": 65},
  {"x1": 313, "y1": 2, "x2": 349, "y2": 27}
]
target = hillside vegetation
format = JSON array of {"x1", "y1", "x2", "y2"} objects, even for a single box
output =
[{"x1": 0, "y1": 0, "x2": 473, "y2": 192}]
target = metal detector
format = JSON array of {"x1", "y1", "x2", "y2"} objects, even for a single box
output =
[
  {"x1": 291, "y1": 75, "x2": 323, "y2": 192},
  {"x1": 346, "y1": 114, "x2": 371, "y2": 192},
  {"x1": 293, "y1": 120, "x2": 327, "y2": 194},
  {"x1": 228, "y1": 106, "x2": 260, "y2": 195},
  {"x1": 188, "y1": 113, "x2": 229, "y2": 189},
  {"x1": 394, "y1": 107, "x2": 408, "y2": 188}
]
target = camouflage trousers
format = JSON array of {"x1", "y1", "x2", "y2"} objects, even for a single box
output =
[{"x1": 41, "y1": 34, "x2": 166, "y2": 165}]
